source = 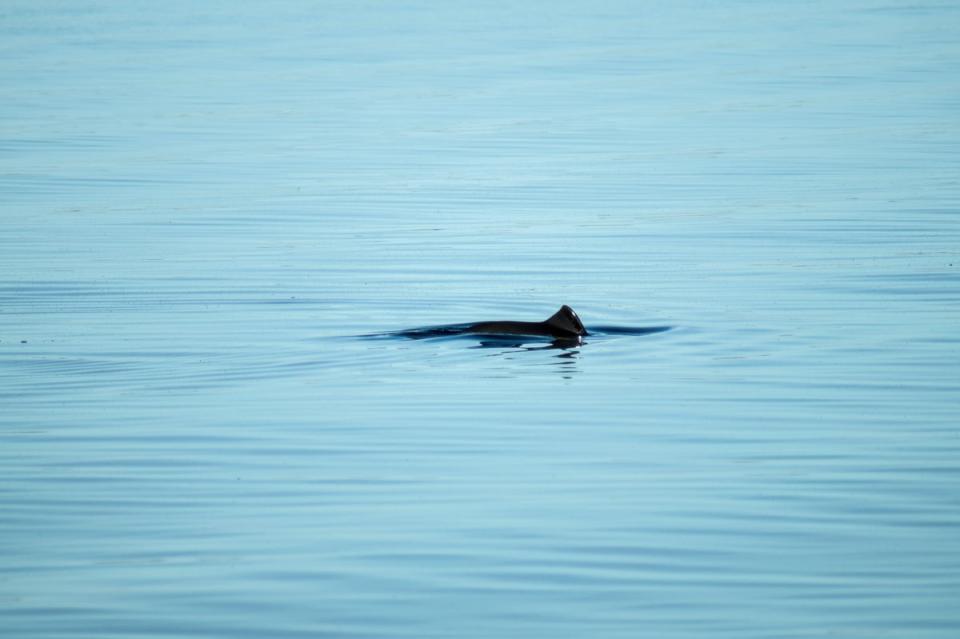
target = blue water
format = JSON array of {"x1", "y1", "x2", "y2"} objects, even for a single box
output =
[{"x1": 2, "y1": 2, "x2": 959, "y2": 637}]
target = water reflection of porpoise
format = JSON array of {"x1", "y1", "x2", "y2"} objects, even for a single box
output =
[{"x1": 395, "y1": 305, "x2": 588, "y2": 341}]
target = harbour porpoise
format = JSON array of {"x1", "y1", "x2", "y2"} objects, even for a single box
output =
[
  {"x1": 393, "y1": 305, "x2": 588, "y2": 342},
  {"x1": 467, "y1": 305, "x2": 588, "y2": 339},
  {"x1": 373, "y1": 305, "x2": 671, "y2": 348}
]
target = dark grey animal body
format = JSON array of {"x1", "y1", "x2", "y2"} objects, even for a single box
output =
[
  {"x1": 468, "y1": 305, "x2": 587, "y2": 339},
  {"x1": 376, "y1": 305, "x2": 670, "y2": 348},
  {"x1": 394, "y1": 305, "x2": 588, "y2": 342}
]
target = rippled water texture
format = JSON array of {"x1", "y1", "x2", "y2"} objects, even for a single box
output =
[{"x1": 2, "y1": 1, "x2": 959, "y2": 637}]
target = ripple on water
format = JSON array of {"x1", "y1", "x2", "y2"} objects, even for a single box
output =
[{"x1": 3, "y1": 1, "x2": 960, "y2": 638}]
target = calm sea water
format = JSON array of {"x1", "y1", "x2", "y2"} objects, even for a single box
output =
[{"x1": 2, "y1": 1, "x2": 959, "y2": 637}]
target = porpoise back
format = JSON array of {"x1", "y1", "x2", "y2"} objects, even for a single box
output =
[{"x1": 467, "y1": 305, "x2": 587, "y2": 339}]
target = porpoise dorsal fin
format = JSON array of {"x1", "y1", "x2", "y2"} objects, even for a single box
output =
[{"x1": 545, "y1": 305, "x2": 587, "y2": 336}]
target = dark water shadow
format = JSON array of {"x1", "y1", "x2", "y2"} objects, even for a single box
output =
[
  {"x1": 360, "y1": 325, "x2": 673, "y2": 378},
  {"x1": 587, "y1": 326, "x2": 673, "y2": 337},
  {"x1": 469, "y1": 336, "x2": 583, "y2": 378},
  {"x1": 471, "y1": 335, "x2": 584, "y2": 350}
]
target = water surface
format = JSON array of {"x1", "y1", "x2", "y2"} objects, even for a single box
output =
[{"x1": 2, "y1": 1, "x2": 959, "y2": 637}]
